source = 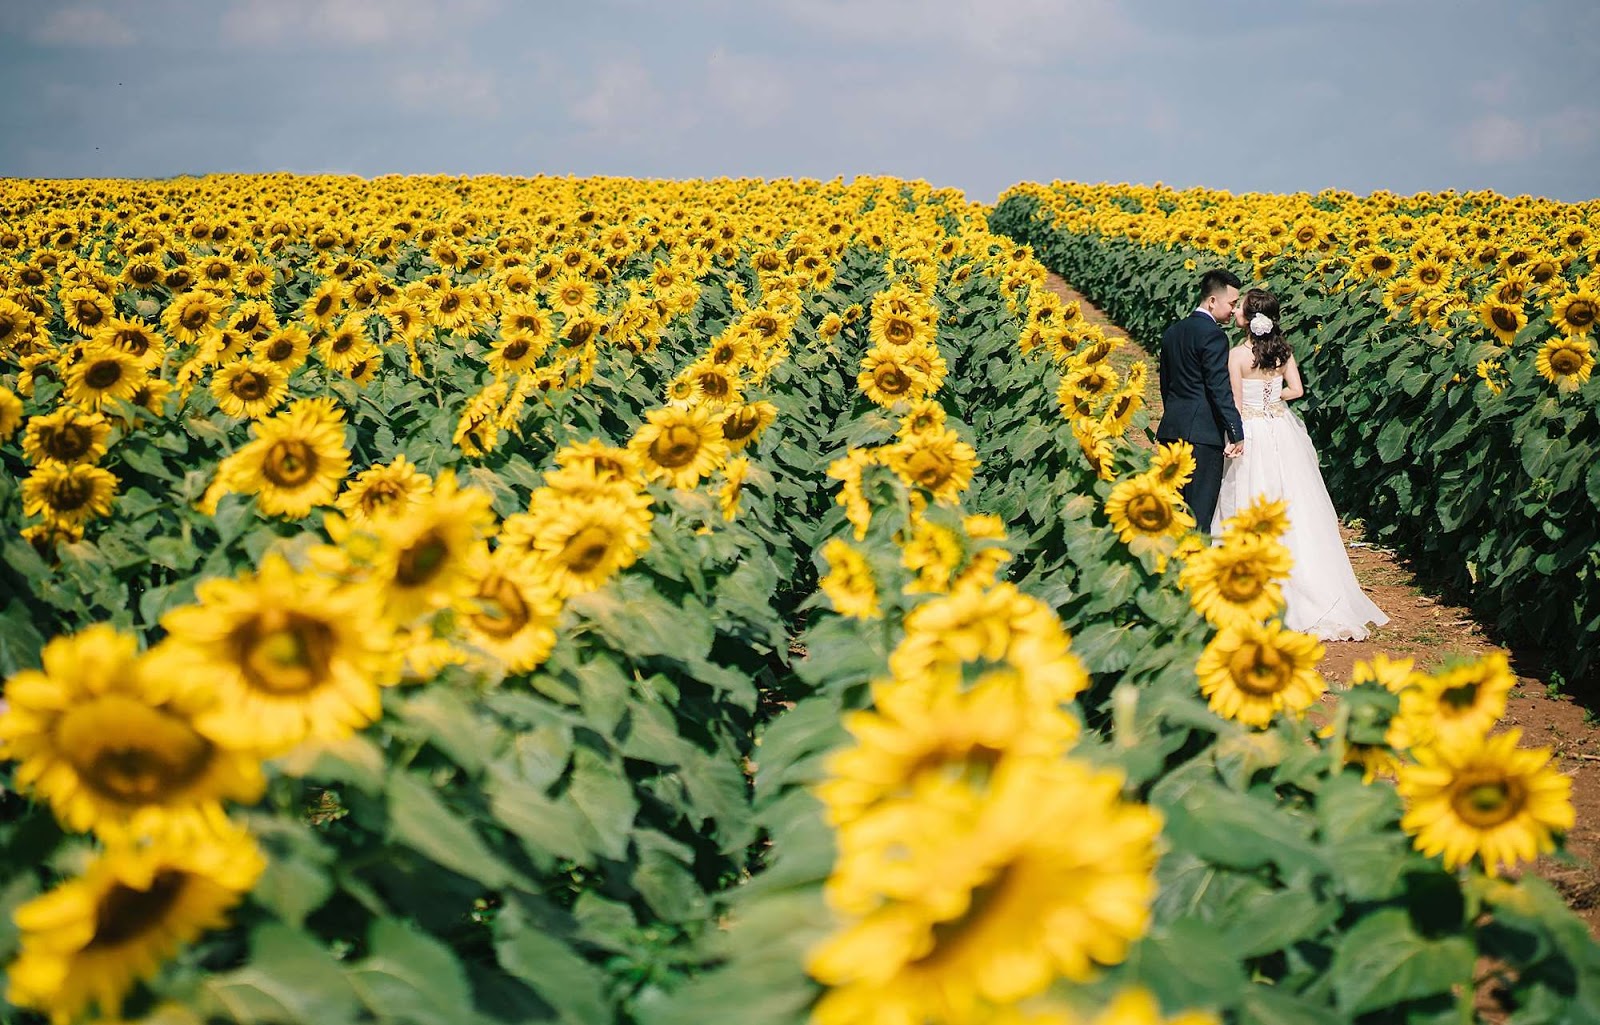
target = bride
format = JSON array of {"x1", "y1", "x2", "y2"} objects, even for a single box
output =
[{"x1": 1212, "y1": 288, "x2": 1389, "y2": 641}]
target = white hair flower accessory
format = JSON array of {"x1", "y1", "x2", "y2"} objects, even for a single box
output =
[{"x1": 1249, "y1": 312, "x2": 1274, "y2": 337}]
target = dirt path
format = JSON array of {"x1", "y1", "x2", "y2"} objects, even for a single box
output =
[{"x1": 1045, "y1": 272, "x2": 1600, "y2": 934}]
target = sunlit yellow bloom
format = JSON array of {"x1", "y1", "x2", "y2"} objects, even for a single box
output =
[
  {"x1": 5, "y1": 826, "x2": 265, "y2": 1024},
  {"x1": 22, "y1": 462, "x2": 118, "y2": 528},
  {"x1": 1179, "y1": 533, "x2": 1294, "y2": 629},
  {"x1": 630, "y1": 404, "x2": 728, "y2": 489},
  {"x1": 1195, "y1": 619, "x2": 1326, "y2": 728},
  {"x1": 0, "y1": 624, "x2": 263, "y2": 839},
  {"x1": 150, "y1": 553, "x2": 398, "y2": 754},
  {"x1": 21, "y1": 407, "x2": 110, "y2": 467},
  {"x1": 1399, "y1": 728, "x2": 1574, "y2": 876},
  {"x1": 819, "y1": 538, "x2": 881, "y2": 619}
]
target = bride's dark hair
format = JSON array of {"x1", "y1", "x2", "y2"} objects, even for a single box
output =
[{"x1": 1242, "y1": 288, "x2": 1291, "y2": 370}]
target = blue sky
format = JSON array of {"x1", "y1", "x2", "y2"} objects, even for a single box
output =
[{"x1": 0, "y1": 0, "x2": 1595, "y2": 203}]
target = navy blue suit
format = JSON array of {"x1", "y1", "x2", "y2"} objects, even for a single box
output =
[{"x1": 1156, "y1": 311, "x2": 1245, "y2": 533}]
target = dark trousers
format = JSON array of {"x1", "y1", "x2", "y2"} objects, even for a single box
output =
[{"x1": 1182, "y1": 442, "x2": 1225, "y2": 534}]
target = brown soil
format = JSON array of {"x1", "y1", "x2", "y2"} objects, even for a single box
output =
[{"x1": 1045, "y1": 273, "x2": 1600, "y2": 937}]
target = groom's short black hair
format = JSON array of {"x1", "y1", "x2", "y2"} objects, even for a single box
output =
[{"x1": 1197, "y1": 269, "x2": 1242, "y2": 301}]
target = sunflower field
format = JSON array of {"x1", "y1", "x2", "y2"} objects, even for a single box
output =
[
  {"x1": 991, "y1": 182, "x2": 1600, "y2": 690},
  {"x1": 0, "y1": 174, "x2": 1597, "y2": 1025}
]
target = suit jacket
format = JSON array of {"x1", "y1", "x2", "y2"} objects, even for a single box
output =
[{"x1": 1155, "y1": 311, "x2": 1245, "y2": 448}]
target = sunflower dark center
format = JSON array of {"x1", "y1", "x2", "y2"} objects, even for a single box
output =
[
  {"x1": 263, "y1": 439, "x2": 318, "y2": 487},
  {"x1": 1127, "y1": 492, "x2": 1172, "y2": 533},
  {"x1": 1550, "y1": 348, "x2": 1585, "y2": 375},
  {"x1": 237, "y1": 609, "x2": 335, "y2": 695},
  {"x1": 1219, "y1": 562, "x2": 1267, "y2": 603},
  {"x1": 1228, "y1": 642, "x2": 1291, "y2": 696},
  {"x1": 89, "y1": 871, "x2": 188, "y2": 949},
  {"x1": 650, "y1": 424, "x2": 702, "y2": 468},
  {"x1": 84, "y1": 360, "x2": 124, "y2": 390},
  {"x1": 1451, "y1": 775, "x2": 1525, "y2": 829},
  {"x1": 44, "y1": 422, "x2": 94, "y2": 461},
  {"x1": 561, "y1": 524, "x2": 614, "y2": 574},
  {"x1": 875, "y1": 363, "x2": 911, "y2": 395},
  {"x1": 1491, "y1": 308, "x2": 1519, "y2": 333},
  {"x1": 472, "y1": 574, "x2": 530, "y2": 639}
]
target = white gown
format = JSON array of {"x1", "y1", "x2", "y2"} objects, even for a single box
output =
[{"x1": 1211, "y1": 376, "x2": 1389, "y2": 641}]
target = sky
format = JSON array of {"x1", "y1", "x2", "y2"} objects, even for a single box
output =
[{"x1": 0, "y1": 0, "x2": 1596, "y2": 205}]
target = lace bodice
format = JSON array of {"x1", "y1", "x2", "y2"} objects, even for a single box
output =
[{"x1": 1241, "y1": 377, "x2": 1287, "y2": 418}]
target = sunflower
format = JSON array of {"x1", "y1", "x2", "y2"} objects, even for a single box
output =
[
  {"x1": 368, "y1": 470, "x2": 497, "y2": 623},
  {"x1": 63, "y1": 344, "x2": 147, "y2": 410},
  {"x1": 1391, "y1": 653, "x2": 1514, "y2": 751},
  {"x1": 1148, "y1": 440, "x2": 1196, "y2": 489},
  {"x1": 0, "y1": 386, "x2": 22, "y2": 442},
  {"x1": 211, "y1": 357, "x2": 290, "y2": 419},
  {"x1": 1072, "y1": 416, "x2": 1117, "y2": 482},
  {"x1": 809, "y1": 758, "x2": 1160, "y2": 1024},
  {"x1": 819, "y1": 538, "x2": 882, "y2": 619},
  {"x1": 547, "y1": 272, "x2": 598, "y2": 316},
  {"x1": 254, "y1": 325, "x2": 311, "y2": 371},
  {"x1": 5, "y1": 827, "x2": 265, "y2": 1023},
  {"x1": 551, "y1": 438, "x2": 643, "y2": 486},
  {"x1": 630, "y1": 404, "x2": 728, "y2": 489},
  {"x1": 460, "y1": 547, "x2": 564, "y2": 675},
  {"x1": 22, "y1": 463, "x2": 118, "y2": 528},
  {"x1": 1179, "y1": 533, "x2": 1294, "y2": 629},
  {"x1": 689, "y1": 360, "x2": 742, "y2": 406},
  {"x1": 1220, "y1": 495, "x2": 1291, "y2": 541},
  {"x1": 1105, "y1": 472, "x2": 1193, "y2": 552},
  {"x1": 1195, "y1": 619, "x2": 1326, "y2": 729},
  {"x1": 0, "y1": 624, "x2": 264, "y2": 839},
  {"x1": 502, "y1": 486, "x2": 654, "y2": 598},
  {"x1": 858, "y1": 348, "x2": 929, "y2": 407},
  {"x1": 1534, "y1": 336, "x2": 1593, "y2": 392},
  {"x1": 220, "y1": 401, "x2": 350, "y2": 519},
  {"x1": 301, "y1": 277, "x2": 348, "y2": 329},
  {"x1": 1398, "y1": 728, "x2": 1574, "y2": 876},
  {"x1": 160, "y1": 289, "x2": 225, "y2": 344},
  {"x1": 1478, "y1": 298, "x2": 1526, "y2": 344},
  {"x1": 717, "y1": 456, "x2": 749, "y2": 521},
  {"x1": 885, "y1": 427, "x2": 978, "y2": 505},
  {"x1": 60, "y1": 285, "x2": 115, "y2": 335},
  {"x1": 716, "y1": 400, "x2": 778, "y2": 452},
  {"x1": 1548, "y1": 289, "x2": 1597, "y2": 337},
  {"x1": 150, "y1": 553, "x2": 398, "y2": 754},
  {"x1": 336, "y1": 453, "x2": 434, "y2": 526},
  {"x1": 93, "y1": 316, "x2": 167, "y2": 370},
  {"x1": 21, "y1": 407, "x2": 110, "y2": 467}
]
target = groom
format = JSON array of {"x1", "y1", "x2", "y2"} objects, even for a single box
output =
[{"x1": 1156, "y1": 269, "x2": 1246, "y2": 533}]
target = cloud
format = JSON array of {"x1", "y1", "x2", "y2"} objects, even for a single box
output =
[
  {"x1": 1456, "y1": 114, "x2": 1537, "y2": 164},
  {"x1": 704, "y1": 48, "x2": 793, "y2": 129},
  {"x1": 770, "y1": 0, "x2": 1135, "y2": 64},
  {"x1": 570, "y1": 55, "x2": 698, "y2": 144},
  {"x1": 220, "y1": 0, "x2": 499, "y2": 48},
  {"x1": 33, "y1": 4, "x2": 136, "y2": 47},
  {"x1": 393, "y1": 68, "x2": 501, "y2": 117}
]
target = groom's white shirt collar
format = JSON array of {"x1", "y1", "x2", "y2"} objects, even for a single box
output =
[{"x1": 1193, "y1": 307, "x2": 1218, "y2": 322}]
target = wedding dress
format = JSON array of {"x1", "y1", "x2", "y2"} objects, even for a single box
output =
[{"x1": 1211, "y1": 375, "x2": 1389, "y2": 641}]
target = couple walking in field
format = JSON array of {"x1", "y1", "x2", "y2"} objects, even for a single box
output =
[{"x1": 1157, "y1": 269, "x2": 1387, "y2": 642}]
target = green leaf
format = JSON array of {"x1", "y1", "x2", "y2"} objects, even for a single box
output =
[
  {"x1": 199, "y1": 923, "x2": 361, "y2": 1025},
  {"x1": 565, "y1": 747, "x2": 638, "y2": 863},
  {"x1": 1330, "y1": 907, "x2": 1474, "y2": 1016},
  {"x1": 386, "y1": 770, "x2": 514, "y2": 887},
  {"x1": 399, "y1": 688, "x2": 498, "y2": 774},
  {"x1": 346, "y1": 919, "x2": 476, "y2": 1025},
  {"x1": 1376, "y1": 416, "x2": 1409, "y2": 464},
  {"x1": 1157, "y1": 779, "x2": 1323, "y2": 876},
  {"x1": 273, "y1": 734, "x2": 387, "y2": 794},
  {"x1": 1238, "y1": 985, "x2": 1345, "y2": 1025},
  {"x1": 493, "y1": 895, "x2": 612, "y2": 1025}
]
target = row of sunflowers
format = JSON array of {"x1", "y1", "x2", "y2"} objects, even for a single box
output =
[
  {"x1": 990, "y1": 181, "x2": 1600, "y2": 689},
  {"x1": 0, "y1": 173, "x2": 1595, "y2": 1025}
]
